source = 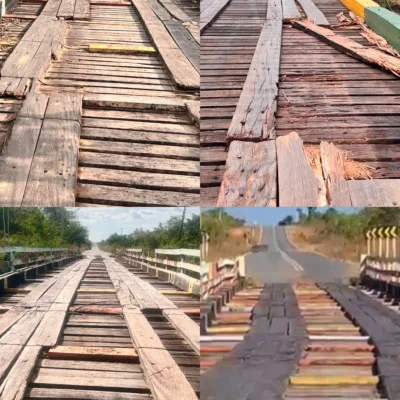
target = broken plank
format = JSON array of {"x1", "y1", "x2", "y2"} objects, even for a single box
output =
[
  {"x1": 320, "y1": 141, "x2": 351, "y2": 206},
  {"x1": 227, "y1": 2, "x2": 282, "y2": 141},
  {"x1": 296, "y1": 0, "x2": 329, "y2": 26},
  {"x1": 217, "y1": 141, "x2": 277, "y2": 206},
  {"x1": 277, "y1": 132, "x2": 325, "y2": 206},
  {"x1": 22, "y1": 119, "x2": 81, "y2": 207},
  {"x1": 0, "y1": 117, "x2": 43, "y2": 206},
  {"x1": 293, "y1": 20, "x2": 400, "y2": 78}
]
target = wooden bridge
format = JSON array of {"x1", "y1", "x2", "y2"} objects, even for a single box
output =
[
  {"x1": 0, "y1": 248, "x2": 200, "y2": 399},
  {"x1": 0, "y1": 0, "x2": 199, "y2": 206},
  {"x1": 200, "y1": 0, "x2": 400, "y2": 207}
]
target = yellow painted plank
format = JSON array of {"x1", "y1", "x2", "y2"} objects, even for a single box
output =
[
  {"x1": 77, "y1": 289, "x2": 116, "y2": 294},
  {"x1": 89, "y1": 44, "x2": 157, "y2": 54},
  {"x1": 290, "y1": 376, "x2": 379, "y2": 385},
  {"x1": 207, "y1": 326, "x2": 249, "y2": 334},
  {"x1": 340, "y1": 0, "x2": 379, "y2": 19},
  {"x1": 5, "y1": 288, "x2": 31, "y2": 293},
  {"x1": 307, "y1": 325, "x2": 359, "y2": 332}
]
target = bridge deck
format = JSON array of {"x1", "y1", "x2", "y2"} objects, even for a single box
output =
[{"x1": 0, "y1": 255, "x2": 199, "y2": 399}]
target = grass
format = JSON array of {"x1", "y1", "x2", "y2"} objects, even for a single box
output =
[{"x1": 286, "y1": 225, "x2": 366, "y2": 263}]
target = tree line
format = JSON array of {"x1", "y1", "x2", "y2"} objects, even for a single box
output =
[
  {"x1": 0, "y1": 208, "x2": 91, "y2": 249},
  {"x1": 278, "y1": 207, "x2": 400, "y2": 240},
  {"x1": 98, "y1": 213, "x2": 200, "y2": 254}
]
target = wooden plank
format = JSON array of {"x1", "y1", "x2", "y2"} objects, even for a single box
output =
[
  {"x1": 164, "y1": 20, "x2": 200, "y2": 73},
  {"x1": 0, "y1": 118, "x2": 43, "y2": 206},
  {"x1": 22, "y1": 119, "x2": 80, "y2": 207},
  {"x1": 58, "y1": 0, "x2": 75, "y2": 18},
  {"x1": 347, "y1": 179, "x2": 400, "y2": 206},
  {"x1": 282, "y1": 0, "x2": 301, "y2": 22},
  {"x1": 74, "y1": 0, "x2": 90, "y2": 20},
  {"x1": 131, "y1": 0, "x2": 199, "y2": 89},
  {"x1": 227, "y1": 2, "x2": 282, "y2": 141},
  {"x1": 45, "y1": 93, "x2": 83, "y2": 121},
  {"x1": 277, "y1": 132, "x2": 325, "y2": 206},
  {"x1": 0, "y1": 345, "x2": 22, "y2": 382},
  {"x1": 163, "y1": 309, "x2": 200, "y2": 355},
  {"x1": 19, "y1": 93, "x2": 50, "y2": 119},
  {"x1": 320, "y1": 141, "x2": 351, "y2": 206},
  {"x1": 47, "y1": 346, "x2": 139, "y2": 361},
  {"x1": 296, "y1": 0, "x2": 329, "y2": 26},
  {"x1": 89, "y1": 44, "x2": 156, "y2": 54},
  {"x1": 0, "y1": 345, "x2": 41, "y2": 400},
  {"x1": 217, "y1": 141, "x2": 276, "y2": 206},
  {"x1": 293, "y1": 20, "x2": 400, "y2": 78},
  {"x1": 0, "y1": 309, "x2": 25, "y2": 337},
  {"x1": 158, "y1": 0, "x2": 192, "y2": 22},
  {"x1": 200, "y1": 0, "x2": 231, "y2": 33}
]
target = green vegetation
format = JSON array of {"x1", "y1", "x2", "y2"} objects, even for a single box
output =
[
  {"x1": 280, "y1": 208, "x2": 400, "y2": 239},
  {"x1": 0, "y1": 208, "x2": 91, "y2": 249},
  {"x1": 200, "y1": 208, "x2": 245, "y2": 241},
  {"x1": 98, "y1": 213, "x2": 200, "y2": 255}
]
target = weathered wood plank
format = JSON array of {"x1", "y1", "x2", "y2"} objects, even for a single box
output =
[
  {"x1": 0, "y1": 345, "x2": 41, "y2": 400},
  {"x1": 217, "y1": 141, "x2": 277, "y2": 206},
  {"x1": 163, "y1": 309, "x2": 199, "y2": 355},
  {"x1": 131, "y1": 0, "x2": 199, "y2": 89},
  {"x1": 22, "y1": 119, "x2": 80, "y2": 206},
  {"x1": 0, "y1": 118, "x2": 43, "y2": 206},
  {"x1": 296, "y1": 0, "x2": 329, "y2": 26},
  {"x1": 227, "y1": 0, "x2": 282, "y2": 141},
  {"x1": 277, "y1": 132, "x2": 325, "y2": 206},
  {"x1": 293, "y1": 20, "x2": 400, "y2": 78},
  {"x1": 320, "y1": 141, "x2": 351, "y2": 206},
  {"x1": 200, "y1": 0, "x2": 231, "y2": 33},
  {"x1": 47, "y1": 346, "x2": 139, "y2": 361},
  {"x1": 282, "y1": 0, "x2": 301, "y2": 22},
  {"x1": 74, "y1": 0, "x2": 90, "y2": 20},
  {"x1": 45, "y1": 93, "x2": 83, "y2": 121},
  {"x1": 347, "y1": 179, "x2": 400, "y2": 207},
  {"x1": 58, "y1": 0, "x2": 75, "y2": 18}
]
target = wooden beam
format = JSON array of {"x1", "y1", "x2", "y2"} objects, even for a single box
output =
[
  {"x1": 131, "y1": 0, "x2": 199, "y2": 89},
  {"x1": 320, "y1": 141, "x2": 351, "y2": 206},
  {"x1": 217, "y1": 141, "x2": 277, "y2": 206},
  {"x1": 282, "y1": 0, "x2": 301, "y2": 22},
  {"x1": 200, "y1": 0, "x2": 231, "y2": 33},
  {"x1": 88, "y1": 44, "x2": 156, "y2": 54},
  {"x1": 277, "y1": 132, "x2": 325, "y2": 206},
  {"x1": 296, "y1": 0, "x2": 329, "y2": 26},
  {"x1": 293, "y1": 20, "x2": 400, "y2": 78},
  {"x1": 48, "y1": 346, "x2": 139, "y2": 362},
  {"x1": 227, "y1": 0, "x2": 282, "y2": 141}
]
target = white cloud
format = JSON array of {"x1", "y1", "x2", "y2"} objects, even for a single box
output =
[{"x1": 70, "y1": 207, "x2": 199, "y2": 242}]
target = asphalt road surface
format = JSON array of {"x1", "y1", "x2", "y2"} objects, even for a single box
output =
[{"x1": 245, "y1": 226, "x2": 358, "y2": 284}]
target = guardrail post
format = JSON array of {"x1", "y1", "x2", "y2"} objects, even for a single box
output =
[{"x1": 9, "y1": 250, "x2": 15, "y2": 272}]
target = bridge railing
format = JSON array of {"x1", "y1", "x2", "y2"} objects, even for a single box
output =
[{"x1": 117, "y1": 247, "x2": 200, "y2": 295}]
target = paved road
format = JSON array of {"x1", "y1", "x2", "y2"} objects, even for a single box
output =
[{"x1": 245, "y1": 227, "x2": 358, "y2": 284}]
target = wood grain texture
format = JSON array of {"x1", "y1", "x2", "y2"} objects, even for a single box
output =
[
  {"x1": 293, "y1": 20, "x2": 400, "y2": 78},
  {"x1": 45, "y1": 93, "x2": 83, "y2": 121},
  {"x1": 201, "y1": 0, "x2": 231, "y2": 33},
  {"x1": 347, "y1": 179, "x2": 400, "y2": 206},
  {"x1": 296, "y1": 0, "x2": 329, "y2": 26},
  {"x1": 320, "y1": 141, "x2": 351, "y2": 206},
  {"x1": 227, "y1": 0, "x2": 282, "y2": 140},
  {"x1": 0, "y1": 345, "x2": 41, "y2": 400},
  {"x1": 277, "y1": 132, "x2": 325, "y2": 206},
  {"x1": 0, "y1": 117, "x2": 43, "y2": 206},
  {"x1": 217, "y1": 140, "x2": 277, "y2": 206},
  {"x1": 282, "y1": 0, "x2": 301, "y2": 22},
  {"x1": 74, "y1": 0, "x2": 90, "y2": 20},
  {"x1": 131, "y1": 0, "x2": 199, "y2": 89},
  {"x1": 22, "y1": 119, "x2": 81, "y2": 206}
]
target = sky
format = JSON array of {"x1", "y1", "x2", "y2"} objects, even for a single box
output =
[
  {"x1": 207, "y1": 207, "x2": 359, "y2": 226},
  {"x1": 70, "y1": 207, "x2": 200, "y2": 243}
]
